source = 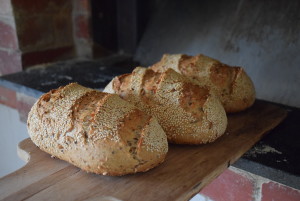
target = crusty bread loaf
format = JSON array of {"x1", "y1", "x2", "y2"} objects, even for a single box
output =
[
  {"x1": 104, "y1": 67, "x2": 227, "y2": 144},
  {"x1": 151, "y1": 54, "x2": 256, "y2": 113},
  {"x1": 27, "y1": 83, "x2": 168, "y2": 176}
]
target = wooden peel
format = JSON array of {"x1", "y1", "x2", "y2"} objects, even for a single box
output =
[{"x1": 0, "y1": 100, "x2": 287, "y2": 201}]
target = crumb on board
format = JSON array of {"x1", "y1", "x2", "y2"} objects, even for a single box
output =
[{"x1": 245, "y1": 144, "x2": 282, "y2": 158}]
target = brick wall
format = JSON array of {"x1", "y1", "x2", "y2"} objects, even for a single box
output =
[
  {"x1": 0, "y1": 86, "x2": 36, "y2": 122},
  {"x1": 0, "y1": 0, "x2": 93, "y2": 76},
  {"x1": 12, "y1": 0, "x2": 76, "y2": 68},
  {"x1": 198, "y1": 167, "x2": 300, "y2": 201},
  {"x1": 0, "y1": 0, "x2": 22, "y2": 75},
  {"x1": 72, "y1": 0, "x2": 92, "y2": 59}
]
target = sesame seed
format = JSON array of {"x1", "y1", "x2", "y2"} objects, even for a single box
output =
[{"x1": 110, "y1": 67, "x2": 228, "y2": 144}]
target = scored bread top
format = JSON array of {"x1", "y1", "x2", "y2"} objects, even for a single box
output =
[
  {"x1": 104, "y1": 68, "x2": 227, "y2": 144},
  {"x1": 151, "y1": 54, "x2": 256, "y2": 113},
  {"x1": 27, "y1": 83, "x2": 168, "y2": 176}
]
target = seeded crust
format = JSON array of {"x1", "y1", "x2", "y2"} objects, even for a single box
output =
[
  {"x1": 27, "y1": 83, "x2": 168, "y2": 176},
  {"x1": 104, "y1": 68, "x2": 227, "y2": 144},
  {"x1": 151, "y1": 54, "x2": 256, "y2": 113}
]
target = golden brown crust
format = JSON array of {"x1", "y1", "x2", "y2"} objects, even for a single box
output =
[
  {"x1": 27, "y1": 83, "x2": 168, "y2": 176},
  {"x1": 104, "y1": 68, "x2": 227, "y2": 144},
  {"x1": 151, "y1": 54, "x2": 256, "y2": 113}
]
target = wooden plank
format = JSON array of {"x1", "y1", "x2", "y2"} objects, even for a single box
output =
[{"x1": 0, "y1": 100, "x2": 287, "y2": 201}]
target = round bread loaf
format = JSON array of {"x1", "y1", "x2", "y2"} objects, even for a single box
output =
[
  {"x1": 104, "y1": 67, "x2": 227, "y2": 144},
  {"x1": 151, "y1": 54, "x2": 256, "y2": 113},
  {"x1": 27, "y1": 83, "x2": 168, "y2": 176}
]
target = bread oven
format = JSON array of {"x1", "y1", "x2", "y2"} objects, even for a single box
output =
[{"x1": 0, "y1": 0, "x2": 300, "y2": 200}]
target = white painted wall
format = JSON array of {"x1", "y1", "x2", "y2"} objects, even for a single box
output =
[{"x1": 0, "y1": 104, "x2": 28, "y2": 178}]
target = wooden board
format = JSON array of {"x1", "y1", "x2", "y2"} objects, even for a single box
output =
[{"x1": 0, "y1": 100, "x2": 287, "y2": 201}]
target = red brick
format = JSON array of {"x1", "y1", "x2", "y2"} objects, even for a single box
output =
[
  {"x1": 22, "y1": 46, "x2": 75, "y2": 67},
  {"x1": 12, "y1": 0, "x2": 73, "y2": 51},
  {"x1": 11, "y1": 0, "x2": 70, "y2": 14},
  {"x1": 16, "y1": 15, "x2": 55, "y2": 51},
  {"x1": 262, "y1": 182, "x2": 300, "y2": 201},
  {"x1": 0, "y1": 86, "x2": 17, "y2": 109},
  {"x1": 16, "y1": 93, "x2": 37, "y2": 122},
  {"x1": 16, "y1": 14, "x2": 73, "y2": 51},
  {"x1": 53, "y1": 13, "x2": 73, "y2": 46},
  {"x1": 0, "y1": 20, "x2": 18, "y2": 49},
  {"x1": 75, "y1": 15, "x2": 91, "y2": 39},
  {"x1": 0, "y1": 0, "x2": 13, "y2": 16},
  {"x1": 200, "y1": 169, "x2": 254, "y2": 201},
  {"x1": 0, "y1": 49, "x2": 22, "y2": 75},
  {"x1": 73, "y1": 0, "x2": 90, "y2": 14}
]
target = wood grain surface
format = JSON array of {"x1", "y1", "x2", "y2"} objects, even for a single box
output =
[{"x1": 0, "y1": 100, "x2": 287, "y2": 201}]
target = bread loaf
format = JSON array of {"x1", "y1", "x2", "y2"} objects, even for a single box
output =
[
  {"x1": 151, "y1": 54, "x2": 256, "y2": 113},
  {"x1": 27, "y1": 83, "x2": 168, "y2": 176},
  {"x1": 104, "y1": 67, "x2": 227, "y2": 144}
]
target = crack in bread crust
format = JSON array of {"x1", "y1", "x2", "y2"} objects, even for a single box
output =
[
  {"x1": 109, "y1": 68, "x2": 228, "y2": 144},
  {"x1": 151, "y1": 54, "x2": 256, "y2": 113}
]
